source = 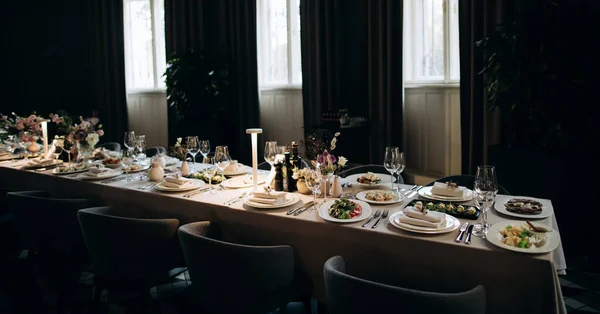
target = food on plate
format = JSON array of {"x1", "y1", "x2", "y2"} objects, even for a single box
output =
[
  {"x1": 500, "y1": 224, "x2": 547, "y2": 248},
  {"x1": 103, "y1": 157, "x2": 122, "y2": 165},
  {"x1": 328, "y1": 198, "x2": 362, "y2": 219},
  {"x1": 123, "y1": 163, "x2": 145, "y2": 172},
  {"x1": 55, "y1": 162, "x2": 88, "y2": 173},
  {"x1": 357, "y1": 172, "x2": 381, "y2": 184},
  {"x1": 504, "y1": 198, "x2": 544, "y2": 215},
  {"x1": 188, "y1": 172, "x2": 225, "y2": 184},
  {"x1": 413, "y1": 200, "x2": 478, "y2": 217},
  {"x1": 365, "y1": 191, "x2": 395, "y2": 202}
]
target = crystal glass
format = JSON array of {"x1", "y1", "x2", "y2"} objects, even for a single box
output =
[
  {"x1": 471, "y1": 165, "x2": 499, "y2": 238},
  {"x1": 63, "y1": 141, "x2": 76, "y2": 165},
  {"x1": 199, "y1": 140, "x2": 210, "y2": 160},
  {"x1": 214, "y1": 145, "x2": 232, "y2": 174},
  {"x1": 383, "y1": 146, "x2": 401, "y2": 190},
  {"x1": 124, "y1": 131, "x2": 136, "y2": 158},
  {"x1": 186, "y1": 136, "x2": 200, "y2": 171},
  {"x1": 276, "y1": 145, "x2": 287, "y2": 163},
  {"x1": 136, "y1": 135, "x2": 146, "y2": 159},
  {"x1": 52, "y1": 142, "x2": 63, "y2": 160},
  {"x1": 264, "y1": 141, "x2": 278, "y2": 166},
  {"x1": 304, "y1": 168, "x2": 322, "y2": 212},
  {"x1": 203, "y1": 157, "x2": 217, "y2": 195},
  {"x1": 394, "y1": 152, "x2": 406, "y2": 191}
]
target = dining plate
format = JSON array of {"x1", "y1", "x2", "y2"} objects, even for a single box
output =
[
  {"x1": 486, "y1": 220, "x2": 560, "y2": 254},
  {"x1": 243, "y1": 193, "x2": 300, "y2": 209},
  {"x1": 493, "y1": 195, "x2": 553, "y2": 219},
  {"x1": 222, "y1": 165, "x2": 252, "y2": 176},
  {"x1": 221, "y1": 175, "x2": 267, "y2": 189},
  {"x1": 0, "y1": 154, "x2": 18, "y2": 161},
  {"x1": 388, "y1": 211, "x2": 460, "y2": 234},
  {"x1": 154, "y1": 180, "x2": 205, "y2": 192},
  {"x1": 22, "y1": 159, "x2": 63, "y2": 170},
  {"x1": 52, "y1": 165, "x2": 90, "y2": 175},
  {"x1": 355, "y1": 190, "x2": 404, "y2": 205},
  {"x1": 318, "y1": 199, "x2": 372, "y2": 223},
  {"x1": 344, "y1": 173, "x2": 395, "y2": 188},
  {"x1": 122, "y1": 164, "x2": 150, "y2": 173},
  {"x1": 75, "y1": 170, "x2": 123, "y2": 180},
  {"x1": 417, "y1": 186, "x2": 474, "y2": 202}
]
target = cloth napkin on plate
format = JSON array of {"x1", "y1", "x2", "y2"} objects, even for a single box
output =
[
  {"x1": 398, "y1": 206, "x2": 446, "y2": 228},
  {"x1": 28, "y1": 159, "x2": 55, "y2": 167},
  {"x1": 225, "y1": 161, "x2": 243, "y2": 172},
  {"x1": 84, "y1": 167, "x2": 113, "y2": 177},
  {"x1": 431, "y1": 181, "x2": 465, "y2": 197},
  {"x1": 248, "y1": 191, "x2": 286, "y2": 204},
  {"x1": 0, "y1": 151, "x2": 10, "y2": 157},
  {"x1": 161, "y1": 176, "x2": 194, "y2": 188}
]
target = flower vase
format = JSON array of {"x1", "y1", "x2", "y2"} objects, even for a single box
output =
[
  {"x1": 320, "y1": 177, "x2": 331, "y2": 197},
  {"x1": 297, "y1": 179, "x2": 311, "y2": 195},
  {"x1": 330, "y1": 176, "x2": 343, "y2": 198},
  {"x1": 180, "y1": 160, "x2": 190, "y2": 176}
]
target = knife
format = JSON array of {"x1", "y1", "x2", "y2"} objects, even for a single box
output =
[
  {"x1": 294, "y1": 202, "x2": 316, "y2": 216},
  {"x1": 407, "y1": 186, "x2": 423, "y2": 198},
  {"x1": 455, "y1": 222, "x2": 470, "y2": 243},
  {"x1": 287, "y1": 201, "x2": 313, "y2": 215},
  {"x1": 464, "y1": 224, "x2": 474, "y2": 244}
]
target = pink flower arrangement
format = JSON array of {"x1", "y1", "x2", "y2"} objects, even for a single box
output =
[
  {"x1": 310, "y1": 132, "x2": 348, "y2": 176},
  {"x1": 50, "y1": 113, "x2": 104, "y2": 149}
]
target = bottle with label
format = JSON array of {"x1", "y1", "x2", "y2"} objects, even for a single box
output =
[
  {"x1": 290, "y1": 141, "x2": 302, "y2": 171},
  {"x1": 274, "y1": 162, "x2": 284, "y2": 191}
]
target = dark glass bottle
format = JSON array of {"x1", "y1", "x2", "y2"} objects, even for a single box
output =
[
  {"x1": 290, "y1": 141, "x2": 302, "y2": 171},
  {"x1": 274, "y1": 162, "x2": 284, "y2": 191},
  {"x1": 284, "y1": 152, "x2": 296, "y2": 192}
]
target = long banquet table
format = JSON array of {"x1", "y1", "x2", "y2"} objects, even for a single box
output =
[{"x1": 0, "y1": 159, "x2": 567, "y2": 314}]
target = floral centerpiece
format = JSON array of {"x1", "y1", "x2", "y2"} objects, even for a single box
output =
[
  {"x1": 311, "y1": 132, "x2": 348, "y2": 177},
  {"x1": 298, "y1": 132, "x2": 348, "y2": 197},
  {"x1": 168, "y1": 137, "x2": 188, "y2": 161},
  {"x1": 0, "y1": 112, "x2": 42, "y2": 143},
  {"x1": 49, "y1": 113, "x2": 103, "y2": 161}
]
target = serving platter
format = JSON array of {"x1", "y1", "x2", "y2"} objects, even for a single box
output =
[
  {"x1": 343, "y1": 173, "x2": 395, "y2": 188},
  {"x1": 355, "y1": 190, "x2": 404, "y2": 205},
  {"x1": 404, "y1": 199, "x2": 480, "y2": 220},
  {"x1": 493, "y1": 195, "x2": 553, "y2": 219}
]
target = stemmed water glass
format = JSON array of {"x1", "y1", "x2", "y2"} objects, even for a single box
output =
[
  {"x1": 203, "y1": 156, "x2": 217, "y2": 195},
  {"x1": 471, "y1": 165, "x2": 499, "y2": 238},
  {"x1": 124, "y1": 131, "x2": 136, "y2": 158},
  {"x1": 394, "y1": 152, "x2": 406, "y2": 191},
  {"x1": 63, "y1": 141, "x2": 75, "y2": 165},
  {"x1": 199, "y1": 140, "x2": 210, "y2": 162},
  {"x1": 214, "y1": 146, "x2": 232, "y2": 177},
  {"x1": 304, "y1": 168, "x2": 322, "y2": 212},
  {"x1": 316, "y1": 154, "x2": 334, "y2": 202},
  {"x1": 264, "y1": 141, "x2": 278, "y2": 183},
  {"x1": 186, "y1": 136, "x2": 200, "y2": 171},
  {"x1": 383, "y1": 146, "x2": 401, "y2": 191}
]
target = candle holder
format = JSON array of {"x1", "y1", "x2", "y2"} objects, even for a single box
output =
[{"x1": 246, "y1": 128, "x2": 263, "y2": 192}]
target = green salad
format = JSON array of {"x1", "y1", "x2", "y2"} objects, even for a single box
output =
[
  {"x1": 328, "y1": 198, "x2": 363, "y2": 219},
  {"x1": 188, "y1": 172, "x2": 225, "y2": 184}
]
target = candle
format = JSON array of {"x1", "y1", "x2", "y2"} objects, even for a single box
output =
[
  {"x1": 41, "y1": 120, "x2": 49, "y2": 159},
  {"x1": 246, "y1": 128, "x2": 263, "y2": 192}
]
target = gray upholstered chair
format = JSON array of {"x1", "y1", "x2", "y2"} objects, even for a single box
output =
[
  {"x1": 96, "y1": 142, "x2": 121, "y2": 152},
  {"x1": 324, "y1": 256, "x2": 486, "y2": 314},
  {"x1": 77, "y1": 206, "x2": 186, "y2": 305},
  {"x1": 145, "y1": 146, "x2": 167, "y2": 157},
  {"x1": 178, "y1": 221, "x2": 312, "y2": 314},
  {"x1": 339, "y1": 164, "x2": 405, "y2": 184}
]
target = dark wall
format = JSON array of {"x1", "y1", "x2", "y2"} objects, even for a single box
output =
[{"x1": 0, "y1": 0, "x2": 96, "y2": 118}]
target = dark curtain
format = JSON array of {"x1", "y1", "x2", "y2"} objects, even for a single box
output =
[
  {"x1": 366, "y1": 0, "x2": 404, "y2": 163},
  {"x1": 88, "y1": 0, "x2": 128, "y2": 143},
  {"x1": 300, "y1": 0, "x2": 402, "y2": 164},
  {"x1": 165, "y1": 0, "x2": 260, "y2": 164}
]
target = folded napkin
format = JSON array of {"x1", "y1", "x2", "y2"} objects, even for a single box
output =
[
  {"x1": 252, "y1": 191, "x2": 286, "y2": 200},
  {"x1": 248, "y1": 197, "x2": 278, "y2": 204},
  {"x1": 85, "y1": 168, "x2": 113, "y2": 177},
  {"x1": 165, "y1": 177, "x2": 187, "y2": 185},
  {"x1": 431, "y1": 181, "x2": 465, "y2": 197},
  {"x1": 404, "y1": 207, "x2": 445, "y2": 223},
  {"x1": 164, "y1": 166, "x2": 179, "y2": 173},
  {"x1": 28, "y1": 159, "x2": 55, "y2": 166},
  {"x1": 161, "y1": 177, "x2": 193, "y2": 188},
  {"x1": 398, "y1": 214, "x2": 446, "y2": 229},
  {"x1": 225, "y1": 161, "x2": 242, "y2": 172}
]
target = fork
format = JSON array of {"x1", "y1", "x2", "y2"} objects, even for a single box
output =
[
  {"x1": 371, "y1": 209, "x2": 389, "y2": 229},
  {"x1": 138, "y1": 182, "x2": 158, "y2": 190},
  {"x1": 224, "y1": 192, "x2": 248, "y2": 206},
  {"x1": 361, "y1": 210, "x2": 381, "y2": 227}
]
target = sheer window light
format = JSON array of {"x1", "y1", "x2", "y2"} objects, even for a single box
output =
[
  {"x1": 404, "y1": 0, "x2": 460, "y2": 84},
  {"x1": 257, "y1": 0, "x2": 302, "y2": 88},
  {"x1": 123, "y1": 0, "x2": 166, "y2": 91}
]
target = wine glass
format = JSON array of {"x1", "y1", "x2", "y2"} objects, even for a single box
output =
[
  {"x1": 52, "y1": 142, "x2": 63, "y2": 160},
  {"x1": 124, "y1": 131, "x2": 136, "y2": 158},
  {"x1": 383, "y1": 146, "x2": 400, "y2": 190},
  {"x1": 264, "y1": 141, "x2": 278, "y2": 166},
  {"x1": 394, "y1": 152, "x2": 406, "y2": 191},
  {"x1": 134, "y1": 139, "x2": 147, "y2": 180},
  {"x1": 214, "y1": 145, "x2": 232, "y2": 176},
  {"x1": 186, "y1": 136, "x2": 200, "y2": 171},
  {"x1": 316, "y1": 154, "x2": 334, "y2": 203},
  {"x1": 63, "y1": 141, "x2": 75, "y2": 165},
  {"x1": 136, "y1": 135, "x2": 147, "y2": 159},
  {"x1": 471, "y1": 165, "x2": 499, "y2": 238},
  {"x1": 304, "y1": 168, "x2": 322, "y2": 212},
  {"x1": 203, "y1": 157, "x2": 217, "y2": 195},
  {"x1": 199, "y1": 140, "x2": 210, "y2": 160}
]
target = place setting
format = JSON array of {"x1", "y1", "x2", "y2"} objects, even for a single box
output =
[
  {"x1": 21, "y1": 157, "x2": 63, "y2": 170},
  {"x1": 388, "y1": 203, "x2": 461, "y2": 234},
  {"x1": 73, "y1": 166, "x2": 123, "y2": 181},
  {"x1": 153, "y1": 175, "x2": 206, "y2": 193},
  {"x1": 418, "y1": 181, "x2": 474, "y2": 202},
  {"x1": 242, "y1": 187, "x2": 301, "y2": 209}
]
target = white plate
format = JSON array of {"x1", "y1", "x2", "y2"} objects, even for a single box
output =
[
  {"x1": 355, "y1": 190, "x2": 404, "y2": 205},
  {"x1": 221, "y1": 175, "x2": 267, "y2": 189},
  {"x1": 418, "y1": 186, "x2": 474, "y2": 202},
  {"x1": 388, "y1": 211, "x2": 460, "y2": 234},
  {"x1": 52, "y1": 166, "x2": 90, "y2": 175},
  {"x1": 344, "y1": 173, "x2": 396, "y2": 188},
  {"x1": 164, "y1": 157, "x2": 180, "y2": 166},
  {"x1": 122, "y1": 165, "x2": 150, "y2": 173},
  {"x1": 22, "y1": 159, "x2": 63, "y2": 169},
  {"x1": 318, "y1": 199, "x2": 372, "y2": 223},
  {"x1": 103, "y1": 163, "x2": 123, "y2": 169},
  {"x1": 493, "y1": 195, "x2": 553, "y2": 219},
  {"x1": 486, "y1": 220, "x2": 560, "y2": 254},
  {"x1": 243, "y1": 193, "x2": 300, "y2": 209},
  {"x1": 154, "y1": 180, "x2": 205, "y2": 192},
  {"x1": 75, "y1": 170, "x2": 123, "y2": 180},
  {"x1": 222, "y1": 165, "x2": 252, "y2": 176}
]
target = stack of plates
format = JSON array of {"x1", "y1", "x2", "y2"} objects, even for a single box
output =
[
  {"x1": 417, "y1": 186, "x2": 474, "y2": 202},
  {"x1": 243, "y1": 193, "x2": 300, "y2": 209},
  {"x1": 388, "y1": 210, "x2": 460, "y2": 234}
]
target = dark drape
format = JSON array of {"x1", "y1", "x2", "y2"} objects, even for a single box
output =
[
  {"x1": 300, "y1": 0, "x2": 402, "y2": 164},
  {"x1": 88, "y1": 0, "x2": 128, "y2": 143},
  {"x1": 165, "y1": 0, "x2": 260, "y2": 164},
  {"x1": 366, "y1": 0, "x2": 404, "y2": 163}
]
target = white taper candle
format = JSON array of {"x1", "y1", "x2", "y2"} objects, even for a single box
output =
[
  {"x1": 41, "y1": 121, "x2": 49, "y2": 159},
  {"x1": 246, "y1": 128, "x2": 263, "y2": 192}
]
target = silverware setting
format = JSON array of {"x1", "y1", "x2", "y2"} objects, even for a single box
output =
[
  {"x1": 371, "y1": 209, "x2": 389, "y2": 229},
  {"x1": 464, "y1": 224, "x2": 474, "y2": 244},
  {"x1": 455, "y1": 222, "x2": 470, "y2": 243},
  {"x1": 224, "y1": 191, "x2": 248, "y2": 206},
  {"x1": 183, "y1": 186, "x2": 210, "y2": 198},
  {"x1": 294, "y1": 201, "x2": 317, "y2": 216},
  {"x1": 287, "y1": 201, "x2": 314, "y2": 215},
  {"x1": 361, "y1": 210, "x2": 381, "y2": 227},
  {"x1": 402, "y1": 185, "x2": 417, "y2": 196},
  {"x1": 138, "y1": 182, "x2": 159, "y2": 190},
  {"x1": 406, "y1": 186, "x2": 424, "y2": 198}
]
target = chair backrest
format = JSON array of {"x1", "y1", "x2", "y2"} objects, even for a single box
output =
[
  {"x1": 178, "y1": 222, "x2": 295, "y2": 295},
  {"x1": 145, "y1": 146, "x2": 167, "y2": 157},
  {"x1": 78, "y1": 206, "x2": 182, "y2": 282},
  {"x1": 97, "y1": 142, "x2": 121, "y2": 152},
  {"x1": 425, "y1": 175, "x2": 510, "y2": 195},
  {"x1": 6, "y1": 191, "x2": 103, "y2": 253},
  {"x1": 324, "y1": 256, "x2": 486, "y2": 314},
  {"x1": 339, "y1": 164, "x2": 404, "y2": 184}
]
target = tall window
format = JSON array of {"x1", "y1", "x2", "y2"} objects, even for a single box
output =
[
  {"x1": 123, "y1": 0, "x2": 166, "y2": 91},
  {"x1": 257, "y1": 0, "x2": 302, "y2": 88},
  {"x1": 404, "y1": 0, "x2": 460, "y2": 84}
]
